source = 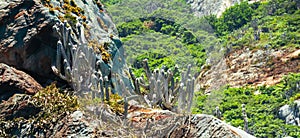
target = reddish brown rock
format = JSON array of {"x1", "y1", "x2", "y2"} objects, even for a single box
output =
[{"x1": 0, "y1": 63, "x2": 42, "y2": 101}]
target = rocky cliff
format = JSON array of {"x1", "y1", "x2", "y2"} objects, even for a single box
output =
[
  {"x1": 186, "y1": 0, "x2": 263, "y2": 17},
  {"x1": 0, "y1": 0, "x2": 129, "y2": 87}
]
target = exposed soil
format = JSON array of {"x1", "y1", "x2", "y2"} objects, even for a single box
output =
[{"x1": 196, "y1": 48, "x2": 300, "y2": 93}]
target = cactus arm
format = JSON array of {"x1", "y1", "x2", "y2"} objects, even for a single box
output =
[{"x1": 142, "y1": 59, "x2": 152, "y2": 79}]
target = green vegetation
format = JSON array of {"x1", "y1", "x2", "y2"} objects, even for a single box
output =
[
  {"x1": 193, "y1": 73, "x2": 300, "y2": 137},
  {"x1": 103, "y1": 0, "x2": 299, "y2": 76},
  {"x1": 123, "y1": 32, "x2": 205, "y2": 76},
  {"x1": 103, "y1": 0, "x2": 215, "y2": 76},
  {"x1": 205, "y1": 0, "x2": 300, "y2": 49},
  {"x1": 32, "y1": 84, "x2": 79, "y2": 116},
  {"x1": 207, "y1": 2, "x2": 254, "y2": 36},
  {"x1": 100, "y1": 0, "x2": 122, "y2": 6}
]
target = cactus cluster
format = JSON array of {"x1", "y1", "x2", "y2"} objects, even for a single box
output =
[
  {"x1": 51, "y1": 20, "x2": 111, "y2": 101},
  {"x1": 128, "y1": 59, "x2": 195, "y2": 114},
  {"x1": 51, "y1": 20, "x2": 195, "y2": 114}
]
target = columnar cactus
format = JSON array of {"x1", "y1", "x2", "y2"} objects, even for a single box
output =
[
  {"x1": 242, "y1": 104, "x2": 249, "y2": 133},
  {"x1": 214, "y1": 106, "x2": 222, "y2": 119},
  {"x1": 51, "y1": 20, "x2": 111, "y2": 101},
  {"x1": 129, "y1": 59, "x2": 195, "y2": 114},
  {"x1": 51, "y1": 20, "x2": 195, "y2": 114}
]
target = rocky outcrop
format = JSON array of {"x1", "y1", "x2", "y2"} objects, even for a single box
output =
[
  {"x1": 0, "y1": 94, "x2": 95, "y2": 137},
  {"x1": 279, "y1": 99, "x2": 300, "y2": 126},
  {"x1": 0, "y1": 0, "x2": 130, "y2": 88},
  {"x1": 0, "y1": 63, "x2": 42, "y2": 101},
  {"x1": 127, "y1": 106, "x2": 254, "y2": 138},
  {"x1": 196, "y1": 48, "x2": 300, "y2": 93},
  {"x1": 186, "y1": 0, "x2": 241, "y2": 17},
  {"x1": 52, "y1": 111, "x2": 95, "y2": 137},
  {"x1": 0, "y1": 94, "x2": 254, "y2": 137},
  {"x1": 186, "y1": 0, "x2": 262, "y2": 17}
]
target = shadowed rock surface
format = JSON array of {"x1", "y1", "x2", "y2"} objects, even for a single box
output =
[
  {"x1": 0, "y1": 0, "x2": 58, "y2": 84},
  {"x1": 0, "y1": 94, "x2": 40, "y2": 120}
]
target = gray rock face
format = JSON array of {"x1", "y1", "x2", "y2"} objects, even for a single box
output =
[
  {"x1": 188, "y1": 114, "x2": 254, "y2": 138},
  {"x1": 52, "y1": 110, "x2": 95, "y2": 137},
  {"x1": 186, "y1": 0, "x2": 241, "y2": 17},
  {"x1": 0, "y1": 0, "x2": 131, "y2": 90},
  {"x1": 0, "y1": 63, "x2": 42, "y2": 102},
  {"x1": 279, "y1": 100, "x2": 300, "y2": 126}
]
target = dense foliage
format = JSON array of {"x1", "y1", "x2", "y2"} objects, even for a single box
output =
[
  {"x1": 193, "y1": 73, "x2": 300, "y2": 137},
  {"x1": 207, "y1": 2, "x2": 254, "y2": 36},
  {"x1": 206, "y1": 0, "x2": 300, "y2": 49},
  {"x1": 103, "y1": 0, "x2": 220, "y2": 76}
]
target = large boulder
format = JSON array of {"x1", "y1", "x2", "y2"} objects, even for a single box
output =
[
  {"x1": 279, "y1": 100, "x2": 300, "y2": 126},
  {"x1": 0, "y1": 63, "x2": 42, "y2": 102}
]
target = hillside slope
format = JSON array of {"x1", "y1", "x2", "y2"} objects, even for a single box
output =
[
  {"x1": 103, "y1": 0, "x2": 300, "y2": 137},
  {"x1": 192, "y1": 0, "x2": 300, "y2": 137}
]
